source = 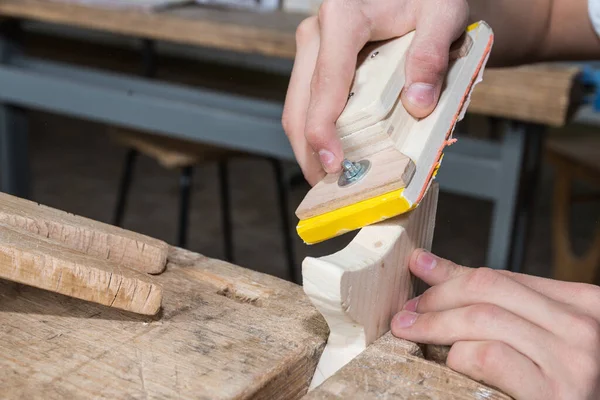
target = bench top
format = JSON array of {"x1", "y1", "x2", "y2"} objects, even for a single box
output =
[{"x1": 0, "y1": 0, "x2": 583, "y2": 126}]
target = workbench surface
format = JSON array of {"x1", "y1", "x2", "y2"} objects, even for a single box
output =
[{"x1": 0, "y1": 247, "x2": 328, "y2": 399}]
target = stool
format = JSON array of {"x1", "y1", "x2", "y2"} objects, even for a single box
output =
[
  {"x1": 547, "y1": 134, "x2": 600, "y2": 283},
  {"x1": 109, "y1": 127, "x2": 298, "y2": 281}
]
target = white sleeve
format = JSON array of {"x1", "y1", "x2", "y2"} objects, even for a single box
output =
[{"x1": 590, "y1": 0, "x2": 600, "y2": 36}]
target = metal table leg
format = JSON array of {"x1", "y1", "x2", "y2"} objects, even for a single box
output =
[
  {"x1": 0, "y1": 20, "x2": 29, "y2": 198},
  {"x1": 486, "y1": 121, "x2": 545, "y2": 272}
]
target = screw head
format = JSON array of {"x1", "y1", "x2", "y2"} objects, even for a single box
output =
[
  {"x1": 371, "y1": 51, "x2": 379, "y2": 58},
  {"x1": 338, "y1": 159, "x2": 371, "y2": 187}
]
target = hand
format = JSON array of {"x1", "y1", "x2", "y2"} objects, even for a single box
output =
[
  {"x1": 391, "y1": 249, "x2": 600, "y2": 399},
  {"x1": 281, "y1": 0, "x2": 470, "y2": 185}
]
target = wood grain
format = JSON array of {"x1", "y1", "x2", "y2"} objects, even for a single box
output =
[
  {"x1": 0, "y1": 223, "x2": 163, "y2": 315},
  {"x1": 0, "y1": 247, "x2": 328, "y2": 399},
  {"x1": 295, "y1": 148, "x2": 416, "y2": 220},
  {"x1": 305, "y1": 332, "x2": 511, "y2": 400},
  {"x1": 303, "y1": 184, "x2": 438, "y2": 388},
  {"x1": 0, "y1": 192, "x2": 168, "y2": 274},
  {"x1": 0, "y1": 0, "x2": 302, "y2": 58}
]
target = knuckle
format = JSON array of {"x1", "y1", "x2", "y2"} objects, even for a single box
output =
[
  {"x1": 317, "y1": 0, "x2": 335, "y2": 24},
  {"x1": 465, "y1": 303, "x2": 502, "y2": 327},
  {"x1": 281, "y1": 113, "x2": 293, "y2": 137},
  {"x1": 295, "y1": 16, "x2": 318, "y2": 47},
  {"x1": 472, "y1": 342, "x2": 506, "y2": 374},
  {"x1": 304, "y1": 124, "x2": 327, "y2": 147},
  {"x1": 464, "y1": 267, "x2": 500, "y2": 294},
  {"x1": 408, "y1": 45, "x2": 448, "y2": 76},
  {"x1": 571, "y1": 314, "x2": 600, "y2": 349}
]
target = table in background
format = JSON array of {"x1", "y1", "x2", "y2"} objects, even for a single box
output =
[{"x1": 0, "y1": 0, "x2": 583, "y2": 272}]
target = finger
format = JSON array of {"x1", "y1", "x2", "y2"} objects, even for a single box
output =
[
  {"x1": 409, "y1": 249, "x2": 600, "y2": 319},
  {"x1": 282, "y1": 17, "x2": 325, "y2": 186},
  {"x1": 391, "y1": 304, "x2": 557, "y2": 368},
  {"x1": 447, "y1": 341, "x2": 550, "y2": 400},
  {"x1": 401, "y1": 0, "x2": 469, "y2": 118},
  {"x1": 304, "y1": 1, "x2": 371, "y2": 174},
  {"x1": 405, "y1": 266, "x2": 575, "y2": 340}
]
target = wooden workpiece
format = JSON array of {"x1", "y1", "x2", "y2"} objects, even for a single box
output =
[
  {"x1": 1, "y1": 247, "x2": 328, "y2": 399},
  {"x1": 0, "y1": 223, "x2": 163, "y2": 315},
  {"x1": 303, "y1": 184, "x2": 438, "y2": 388},
  {"x1": 0, "y1": 192, "x2": 168, "y2": 274},
  {"x1": 305, "y1": 332, "x2": 510, "y2": 400}
]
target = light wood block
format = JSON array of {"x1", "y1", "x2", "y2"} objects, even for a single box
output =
[
  {"x1": 0, "y1": 247, "x2": 329, "y2": 399},
  {"x1": 304, "y1": 332, "x2": 510, "y2": 400},
  {"x1": 0, "y1": 192, "x2": 168, "y2": 274},
  {"x1": 303, "y1": 183, "x2": 438, "y2": 388},
  {"x1": 0, "y1": 223, "x2": 163, "y2": 315}
]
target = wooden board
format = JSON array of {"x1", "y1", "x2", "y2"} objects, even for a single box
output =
[
  {"x1": 0, "y1": 0, "x2": 581, "y2": 126},
  {"x1": 0, "y1": 0, "x2": 302, "y2": 59},
  {"x1": 305, "y1": 332, "x2": 510, "y2": 399},
  {"x1": 0, "y1": 247, "x2": 329, "y2": 399},
  {"x1": 303, "y1": 184, "x2": 438, "y2": 388},
  {"x1": 0, "y1": 223, "x2": 163, "y2": 315},
  {"x1": 0, "y1": 192, "x2": 168, "y2": 274}
]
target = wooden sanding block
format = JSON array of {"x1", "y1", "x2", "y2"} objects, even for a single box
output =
[{"x1": 295, "y1": 22, "x2": 494, "y2": 245}]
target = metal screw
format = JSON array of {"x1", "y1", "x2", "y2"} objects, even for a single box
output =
[
  {"x1": 371, "y1": 51, "x2": 379, "y2": 58},
  {"x1": 338, "y1": 159, "x2": 371, "y2": 187},
  {"x1": 348, "y1": 92, "x2": 354, "y2": 100}
]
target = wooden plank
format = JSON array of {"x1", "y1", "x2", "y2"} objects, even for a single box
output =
[
  {"x1": 469, "y1": 65, "x2": 582, "y2": 127},
  {"x1": 0, "y1": 2, "x2": 582, "y2": 127},
  {"x1": 0, "y1": 223, "x2": 163, "y2": 315},
  {"x1": 0, "y1": 192, "x2": 168, "y2": 274},
  {"x1": 0, "y1": 246, "x2": 328, "y2": 399},
  {"x1": 302, "y1": 184, "x2": 438, "y2": 388},
  {"x1": 0, "y1": 0, "x2": 301, "y2": 58},
  {"x1": 305, "y1": 332, "x2": 511, "y2": 399}
]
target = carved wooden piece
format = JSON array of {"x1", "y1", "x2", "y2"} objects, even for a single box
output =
[
  {"x1": 0, "y1": 192, "x2": 168, "y2": 274},
  {"x1": 0, "y1": 247, "x2": 329, "y2": 399},
  {"x1": 303, "y1": 184, "x2": 439, "y2": 388},
  {"x1": 304, "y1": 332, "x2": 511, "y2": 400},
  {"x1": 0, "y1": 223, "x2": 163, "y2": 315}
]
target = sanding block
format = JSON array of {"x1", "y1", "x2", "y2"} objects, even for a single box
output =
[{"x1": 295, "y1": 21, "x2": 494, "y2": 244}]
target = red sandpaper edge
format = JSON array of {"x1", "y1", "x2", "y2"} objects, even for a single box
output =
[{"x1": 415, "y1": 30, "x2": 495, "y2": 204}]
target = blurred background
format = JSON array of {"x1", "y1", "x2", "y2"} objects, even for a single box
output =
[{"x1": 0, "y1": 0, "x2": 598, "y2": 285}]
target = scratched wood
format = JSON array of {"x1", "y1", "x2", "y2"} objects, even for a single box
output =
[
  {"x1": 0, "y1": 247, "x2": 328, "y2": 399},
  {"x1": 305, "y1": 332, "x2": 511, "y2": 400},
  {"x1": 0, "y1": 192, "x2": 168, "y2": 274}
]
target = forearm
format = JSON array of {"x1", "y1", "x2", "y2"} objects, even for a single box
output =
[{"x1": 469, "y1": 0, "x2": 600, "y2": 67}]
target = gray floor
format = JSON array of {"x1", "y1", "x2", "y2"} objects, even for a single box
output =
[{"x1": 25, "y1": 111, "x2": 599, "y2": 283}]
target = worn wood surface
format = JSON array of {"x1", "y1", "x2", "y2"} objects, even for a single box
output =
[
  {"x1": 303, "y1": 184, "x2": 438, "y2": 388},
  {"x1": 0, "y1": 0, "x2": 581, "y2": 126},
  {"x1": 0, "y1": 192, "x2": 168, "y2": 274},
  {"x1": 305, "y1": 332, "x2": 511, "y2": 400},
  {"x1": 0, "y1": 0, "x2": 302, "y2": 58},
  {"x1": 0, "y1": 247, "x2": 328, "y2": 399},
  {"x1": 0, "y1": 223, "x2": 163, "y2": 315}
]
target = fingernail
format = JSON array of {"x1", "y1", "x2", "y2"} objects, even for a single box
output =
[
  {"x1": 416, "y1": 251, "x2": 437, "y2": 270},
  {"x1": 318, "y1": 149, "x2": 336, "y2": 172},
  {"x1": 393, "y1": 311, "x2": 418, "y2": 329},
  {"x1": 405, "y1": 83, "x2": 435, "y2": 109},
  {"x1": 403, "y1": 296, "x2": 421, "y2": 312}
]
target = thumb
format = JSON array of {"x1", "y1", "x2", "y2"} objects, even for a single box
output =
[{"x1": 401, "y1": 0, "x2": 469, "y2": 118}]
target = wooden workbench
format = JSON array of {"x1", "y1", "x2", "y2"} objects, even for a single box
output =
[
  {"x1": 0, "y1": 0, "x2": 581, "y2": 127},
  {"x1": 1, "y1": 244, "x2": 508, "y2": 399}
]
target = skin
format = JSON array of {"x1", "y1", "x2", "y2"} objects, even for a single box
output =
[
  {"x1": 393, "y1": 249, "x2": 600, "y2": 399},
  {"x1": 282, "y1": 0, "x2": 600, "y2": 185},
  {"x1": 281, "y1": 0, "x2": 600, "y2": 396}
]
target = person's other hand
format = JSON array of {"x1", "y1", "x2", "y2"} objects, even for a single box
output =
[
  {"x1": 392, "y1": 249, "x2": 600, "y2": 399},
  {"x1": 281, "y1": 0, "x2": 469, "y2": 185}
]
